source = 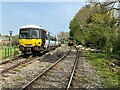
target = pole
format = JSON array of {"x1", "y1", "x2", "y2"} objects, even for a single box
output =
[
  {"x1": 9, "y1": 31, "x2": 12, "y2": 48},
  {"x1": 9, "y1": 31, "x2": 13, "y2": 56}
]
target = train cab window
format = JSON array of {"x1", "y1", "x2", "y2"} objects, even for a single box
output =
[
  {"x1": 19, "y1": 29, "x2": 29, "y2": 39},
  {"x1": 69, "y1": 37, "x2": 73, "y2": 40},
  {"x1": 19, "y1": 29, "x2": 40, "y2": 39},
  {"x1": 30, "y1": 29, "x2": 39, "y2": 38}
]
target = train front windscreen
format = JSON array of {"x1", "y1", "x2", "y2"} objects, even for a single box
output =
[
  {"x1": 19, "y1": 29, "x2": 41, "y2": 39},
  {"x1": 69, "y1": 37, "x2": 73, "y2": 41}
]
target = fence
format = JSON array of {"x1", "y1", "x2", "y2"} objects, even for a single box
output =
[{"x1": 0, "y1": 46, "x2": 20, "y2": 60}]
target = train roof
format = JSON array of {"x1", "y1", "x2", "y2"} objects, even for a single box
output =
[
  {"x1": 20, "y1": 25, "x2": 57, "y2": 37},
  {"x1": 20, "y1": 25, "x2": 45, "y2": 30}
]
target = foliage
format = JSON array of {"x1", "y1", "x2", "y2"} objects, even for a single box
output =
[
  {"x1": 69, "y1": 4, "x2": 119, "y2": 53},
  {"x1": 12, "y1": 35, "x2": 19, "y2": 46},
  {"x1": 0, "y1": 33, "x2": 2, "y2": 37},
  {"x1": 1, "y1": 34, "x2": 19, "y2": 46},
  {"x1": 57, "y1": 31, "x2": 69, "y2": 40}
]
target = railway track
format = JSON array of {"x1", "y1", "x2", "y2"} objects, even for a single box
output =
[
  {"x1": 21, "y1": 46, "x2": 79, "y2": 90},
  {"x1": 0, "y1": 53, "x2": 45, "y2": 74},
  {"x1": 0, "y1": 55, "x2": 23, "y2": 65},
  {"x1": 0, "y1": 48, "x2": 66, "y2": 75},
  {"x1": 66, "y1": 46, "x2": 79, "y2": 90}
]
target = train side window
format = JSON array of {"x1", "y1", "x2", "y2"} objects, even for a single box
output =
[
  {"x1": 50, "y1": 36, "x2": 52, "y2": 40},
  {"x1": 39, "y1": 30, "x2": 41, "y2": 38},
  {"x1": 46, "y1": 34, "x2": 48, "y2": 40},
  {"x1": 54, "y1": 37, "x2": 56, "y2": 41}
]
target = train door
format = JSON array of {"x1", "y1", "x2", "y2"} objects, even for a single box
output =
[{"x1": 41, "y1": 30, "x2": 46, "y2": 46}]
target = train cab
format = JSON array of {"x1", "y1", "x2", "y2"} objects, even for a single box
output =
[{"x1": 68, "y1": 37, "x2": 74, "y2": 46}]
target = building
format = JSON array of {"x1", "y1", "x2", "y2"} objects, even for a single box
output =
[{"x1": 1, "y1": 38, "x2": 10, "y2": 45}]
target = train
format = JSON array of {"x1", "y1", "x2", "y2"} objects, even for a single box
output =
[
  {"x1": 68, "y1": 37, "x2": 74, "y2": 46},
  {"x1": 18, "y1": 25, "x2": 61, "y2": 55}
]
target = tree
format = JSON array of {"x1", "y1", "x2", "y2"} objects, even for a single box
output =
[
  {"x1": 0, "y1": 33, "x2": 2, "y2": 37},
  {"x1": 69, "y1": 3, "x2": 118, "y2": 53},
  {"x1": 12, "y1": 35, "x2": 19, "y2": 46},
  {"x1": 57, "y1": 31, "x2": 69, "y2": 40}
]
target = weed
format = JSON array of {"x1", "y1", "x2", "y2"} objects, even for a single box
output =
[
  {"x1": 84, "y1": 51, "x2": 119, "y2": 88},
  {"x1": 60, "y1": 67, "x2": 64, "y2": 70},
  {"x1": 73, "y1": 76, "x2": 79, "y2": 81},
  {"x1": 28, "y1": 55, "x2": 33, "y2": 59},
  {"x1": 15, "y1": 77, "x2": 22, "y2": 81},
  {"x1": 13, "y1": 67, "x2": 21, "y2": 71},
  {"x1": 21, "y1": 64, "x2": 27, "y2": 67}
]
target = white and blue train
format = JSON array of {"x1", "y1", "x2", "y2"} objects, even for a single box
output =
[{"x1": 19, "y1": 25, "x2": 61, "y2": 55}]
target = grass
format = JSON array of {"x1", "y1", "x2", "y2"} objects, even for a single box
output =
[
  {"x1": 13, "y1": 77, "x2": 22, "y2": 81},
  {"x1": 0, "y1": 46, "x2": 20, "y2": 60},
  {"x1": 13, "y1": 67, "x2": 21, "y2": 71},
  {"x1": 0, "y1": 49, "x2": 3, "y2": 59},
  {"x1": 83, "y1": 50, "x2": 120, "y2": 88},
  {"x1": 60, "y1": 67, "x2": 64, "y2": 70},
  {"x1": 21, "y1": 64, "x2": 27, "y2": 67}
]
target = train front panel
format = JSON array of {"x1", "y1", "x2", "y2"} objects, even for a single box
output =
[{"x1": 18, "y1": 26, "x2": 45, "y2": 54}]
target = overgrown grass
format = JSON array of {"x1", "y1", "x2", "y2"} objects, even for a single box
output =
[
  {"x1": 0, "y1": 49, "x2": 3, "y2": 59},
  {"x1": 0, "y1": 46, "x2": 20, "y2": 60},
  {"x1": 83, "y1": 50, "x2": 119, "y2": 88}
]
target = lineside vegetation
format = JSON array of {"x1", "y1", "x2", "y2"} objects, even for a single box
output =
[{"x1": 69, "y1": 4, "x2": 119, "y2": 54}]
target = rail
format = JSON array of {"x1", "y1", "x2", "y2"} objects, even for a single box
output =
[
  {"x1": 66, "y1": 46, "x2": 79, "y2": 90},
  {"x1": 21, "y1": 48, "x2": 71, "y2": 90}
]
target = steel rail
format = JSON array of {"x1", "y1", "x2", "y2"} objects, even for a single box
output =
[
  {"x1": 0, "y1": 54, "x2": 41, "y2": 73},
  {"x1": 21, "y1": 48, "x2": 71, "y2": 90},
  {"x1": 1, "y1": 58, "x2": 32, "y2": 73},
  {"x1": 66, "y1": 46, "x2": 79, "y2": 90},
  {"x1": 0, "y1": 55, "x2": 23, "y2": 65}
]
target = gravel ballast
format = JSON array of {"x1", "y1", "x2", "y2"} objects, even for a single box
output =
[
  {"x1": 72, "y1": 52, "x2": 102, "y2": 89},
  {"x1": 1, "y1": 45, "x2": 69, "y2": 89},
  {"x1": 0, "y1": 45, "x2": 103, "y2": 89},
  {"x1": 29, "y1": 47, "x2": 77, "y2": 88}
]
